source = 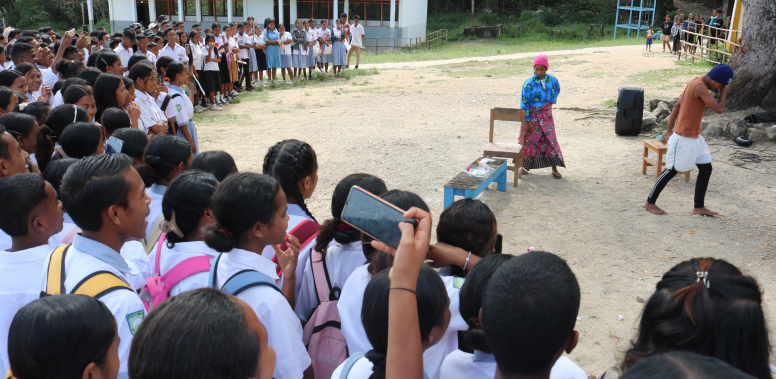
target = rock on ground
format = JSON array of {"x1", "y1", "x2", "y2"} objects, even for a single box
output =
[
  {"x1": 642, "y1": 111, "x2": 657, "y2": 125},
  {"x1": 649, "y1": 97, "x2": 678, "y2": 112},
  {"x1": 767, "y1": 126, "x2": 776, "y2": 140},
  {"x1": 748, "y1": 128, "x2": 769, "y2": 142}
]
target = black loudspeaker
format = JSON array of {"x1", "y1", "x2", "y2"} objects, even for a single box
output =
[{"x1": 615, "y1": 87, "x2": 644, "y2": 136}]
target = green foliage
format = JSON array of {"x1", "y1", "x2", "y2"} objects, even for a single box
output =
[
  {"x1": 94, "y1": 19, "x2": 112, "y2": 34},
  {"x1": 2, "y1": 0, "x2": 84, "y2": 30}
]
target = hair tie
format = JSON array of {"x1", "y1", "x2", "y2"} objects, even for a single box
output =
[
  {"x1": 696, "y1": 271, "x2": 710, "y2": 288},
  {"x1": 219, "y1": 228, "x2": 232, "y2": 236},
  {"x1": 336, "y1": 222, "x2": 354, "y2": 232},
  {"x1": 100, "y1": 57, "x2": 109, "y2": 66},
  {"x1": 54, "y1": 145, "x2": 70, "y2": 159},
  {"x1": 17, "y1": 101, "x2": 29, "y2": 111},
  {"x1": 72, "y1": 104, "x2": 78, "y2": 123},
  {"x1": 144, "y1": 163, "x2": 153, "y2": 169},
  {"x1": 159, "y1": 210, "x2": 184, "y2": 238}
]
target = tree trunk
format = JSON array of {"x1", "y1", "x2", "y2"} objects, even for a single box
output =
[{"x1": 727, "y1": 0, "x2": 776, "y2": 111}]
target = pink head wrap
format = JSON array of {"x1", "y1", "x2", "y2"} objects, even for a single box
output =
[{"x1": 533, "y1": 54, "x2": 549, "y2": 69}]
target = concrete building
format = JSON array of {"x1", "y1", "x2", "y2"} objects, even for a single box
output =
[{"x1": 96, "y1": 0, "x2": 427, "y2": 47}]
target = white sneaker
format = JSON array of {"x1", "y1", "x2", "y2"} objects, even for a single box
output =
[
  {"x1": 210, "y1": 104, "x2": 222, "y2": 111},
  {"x1": 193, "y1": 105, "x2": 205, "y2": 113},
  {"x1": 319, "y1": 68, "x2": 324, "y2": 75},
  {"x1": 262, "y1": 81, "x2": 267, "y2": 87},
  {"x1": 230, "y1": 90, "x2": 239, "y2": 96},
  {"x1": 287, "y1": 80, "x2": 293, "y2": 85}
]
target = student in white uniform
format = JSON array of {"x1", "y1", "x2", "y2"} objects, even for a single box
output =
[
  {"x1": 305, "y1": 19, "x2": 318, "y2": 77},
  {"x1": 278, "y1": 24, "x2": 294, "y2": 84},
  {"x1": 136, "y1": 135, "x2": 193, "y2": 246},
  {"x1": 144, "y1": 171, "x2": 218, "y2": 298},
  {"x1": 159, "y1": 28, "x2": 190, "y2": 65},
  {"x1": 204, "y1": 173, "x2": 312, "y2": 379},
  {"x1": 114, "y1": 28, "x2": 136, "y2": 75},
  {"x1": 316, "y1": 20, "x2": 332, "y2": 75},
  {"x1": 346, "y1": 15, "x2": 365, "y2": 69},
  {"x1": 0, "y1": 173, "x2": 64, "y2": 376},
  {"x1": 332, "y1": 266, "x2": 451, "y2": 379},
  {"x1": 165, "y1": 62, "x2": 199, "y2": 155},
  {"x1": 295, "y1": 173, "x2": 387, "y2": 322},
  {"x1": 6, "y1": 295, "x2": 120, "y2": 379},
  {"x1": 291, "y1": 20, "x2": 308, "y2": 79},
  {"x1": 262, "y1": 139, "x2": 319, "y2": 299},
  {"x1": 40, "y1": 154, "x2": 150, "y2": 379},
  {"x1": 337, "y1": 190, "x2": 468, "y2": 379},
  {"x1": 202, "y1": 33, "x2": 223, "y2": 110},
  {"x1": 439, "y1": 254, "x2": 589, "y2": 379},
  {"x1": 482, "y1": 252, "x2": 586, "y2": 379},
  {"x1": 129, "y1": 62, "x2": 168, "y2": 135}
]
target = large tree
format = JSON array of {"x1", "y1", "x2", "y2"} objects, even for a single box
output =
[{"x1": 726, "y1": 0, "x2": 776, "y2": 111}]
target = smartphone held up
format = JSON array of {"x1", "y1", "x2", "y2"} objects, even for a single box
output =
[{"x1": 341, "y1": 186, "x2": 418, "y2": 250}]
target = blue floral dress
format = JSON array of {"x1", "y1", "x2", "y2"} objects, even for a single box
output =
[{"x1": 520, "y1": 73, "x2": 565, "y2": 170}]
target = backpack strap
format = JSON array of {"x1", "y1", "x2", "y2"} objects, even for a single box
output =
[
  {"x1": 271, "y1": 219, "x2": 321, "y2": 276},
  {"x1": 160, "y1": 256, "x2": 213, "y2": 290},
  {"x1": 207, "y1": 252, "x2": 224, "y2": 289},
  {"x1": 339, "y1": 352, "x2": 366, "y2": 379},
  {"x1": 222, "y1": 269, "x2": 281, "y2": 296},
  {"x1": 71, "y1": 271, "x2": 134, "y2": 299},
  {"x1": 160, "y1": 94, "x2": 174, "y2": 113},
  {"x1": 154, "y1": 233, "x2": 166, "y2": 276},
  {"x1": 311, "y1": 249, "x2": 336, "y2": 304},
  {"x1": 44, "y1": 244, "x2": 70, "y2": 296}
]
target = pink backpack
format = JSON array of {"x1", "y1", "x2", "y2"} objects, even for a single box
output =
[
  {"x1": 302, "y1": 249, "x2": 348, "y2": 379},
  {"x1": 140, "y1": 233, "x2": 213, "y2": 312}
]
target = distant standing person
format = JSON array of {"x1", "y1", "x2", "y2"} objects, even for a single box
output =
[
  {"x1": 347, "y1": 15, "x2": 364, "y2": 69},
  {"x1": 671, "y1": 17, "x2": 682, "y2": 55},
  {"x1": 645, "y1": 26, "x2": 653, "y2": 51},
  {"x1": 661, "y1": 15, "x2": 673, "y2": 52},
  {"x1": 519, "y1": 55, "x2": 565, "y2": 179},
  {"x1": 644, "y1": 64, "x2": 733, "y2": 216}
]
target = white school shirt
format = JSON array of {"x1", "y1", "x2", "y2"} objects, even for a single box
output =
[
  {"x1": 167, "y1": 84, "x2": 193, "y2": 124},
  {"x1": 144, "y1": 183, "x2": 166, "y2": 240},
  {"x1": 145, "y1": 240, "x2": 218, "y2": 296},
  {"x1": 280, "y1": 33, "x2": 292, "y2": 55},
  {"x1": 155, "y1": 91, "x2": 179, "y2": 120},
  {"x1": 159, "y1": 43, "x2": 189, "y2": 64},
  {"x1": 260, "y1": 203, "x2": 316, "y2": 299},
  {"x1": 39, "y1": 234, "x2": 146, "y2": 379},
  {"x1": 50, "y1": 90, "x2": 64, "y2": 108},
  {"x1": 0, "y1": 244, "x2": 52, "y2": 376},
  {"x1": 213, "y1": 248, "x2": 312, "y2": 379},
  {"x1": 204, "y1": 46, "x2": 220, "y2": 71},
  {"x1": 38, "y1": 65, "x2": 58, "y2": 89},
  {"x1": 0, "y1": 231, "x2": 10, "y2": 251},
  {"x1": 306, "y1": 28, "x2": 318, "y2": 48},
  {"x1": 190, "y1": 43, "x2": 204, "y2": 71},
  {"x1": 237, "y1": 32, "x2": 250, "y2": 58},
  {"x1": 440, "y1": 351, "x2": 588, "y2": 379},
  {"x1": 228, "y1": 36, "x2": 239, "y2": 56},
  {"x1": 350, "y1": 24, "x2": 365, "y2": 47},
  {"x1": 114, "y1": 44, "x2": 133, "y2": 75},
  {"x1": 292, "y1": 29, "x2": 308, "y2": 55},
  {"x1": 144, "y1": 49, "x2": 158, "y2": 64},
  {"x1": 133, "y1": 90, "x2": 165, "y2": 134},
  {"x1": 338, "y1": 264, "x2": 467, "y2": 379},
  {"x1": 295, "y1": 240, "x2": 366, "y2": 323}
]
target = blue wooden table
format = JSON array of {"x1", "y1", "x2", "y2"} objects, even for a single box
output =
[{"x1": 443, "y1": 158, "x2": 508, "y2": 208}]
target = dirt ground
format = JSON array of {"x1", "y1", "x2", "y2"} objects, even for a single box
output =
[{"x1": 195, "y1": 44, "x2": 776, "y2": 376}]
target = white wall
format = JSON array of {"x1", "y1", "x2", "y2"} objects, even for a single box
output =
[
  {"x1": 109, "y1": 0, "x2": 138, "y2": 32},
  {"x1": 245, "y1": 0, "x2": 275, "y2": 22},
  {"x1": 398, "y1": 0, "x2": 427, "y2": 42}
]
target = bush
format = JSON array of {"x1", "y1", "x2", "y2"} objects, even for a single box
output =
[{"x1": 3, "y1": 0, "x2": 82, "y2": 30}]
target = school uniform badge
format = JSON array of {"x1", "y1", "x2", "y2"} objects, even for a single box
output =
[
  {"x1": 126, "y1": 310, "x2": 145, "y2": 335},
  {"x1": 453, "y1": 277, "x2": 466, "y2": 289},
  {"x1": 176, "y1": 104, "x2": 182, "y2": 112}
]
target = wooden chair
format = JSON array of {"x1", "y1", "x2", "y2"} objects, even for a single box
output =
[{"x1": 484, "y1": 108, "x2": 526, "y2": 187}]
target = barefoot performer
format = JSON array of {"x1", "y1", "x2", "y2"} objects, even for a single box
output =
[
  {"x1": 520, "y1": 54, "x2": 565, "y2": 179},
  {"x1": 644, "y1": 64, "x2": 733, "y2": 216}
]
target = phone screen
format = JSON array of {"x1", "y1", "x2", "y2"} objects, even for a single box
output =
[
  {"x1": 105, "y1": 136, "x2": 124, "y2": 154},
  {"x1": 82, "y1": 25, "x2": 88, "y2": 32},
  {"x1": 341, "y1": 186, "x2": 417, "y2": 250}
]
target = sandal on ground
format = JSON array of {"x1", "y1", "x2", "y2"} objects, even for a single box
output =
[{"x1": 552, "y1": 172, "x2": 562, "y2": 179}]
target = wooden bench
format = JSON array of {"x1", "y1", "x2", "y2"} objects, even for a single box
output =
[
  {"x1": 444, "y1": 158, "x2": 508, "y2": 209},
  {"x1": 643, "y1": 139, "x2": 690, "y2": 182},
  {"x1": 484, "y1": 108, "x2": 525, "y2": 187}
]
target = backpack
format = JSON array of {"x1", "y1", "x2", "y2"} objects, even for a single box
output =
[
  {"x1": 140, "y1": 233, "x2": 213, "y2": 312},
  {"x1": 42, "y1": 244, "x2": 134, "y2": 299},
  {"x1": 338, "y1": 352, "x2": 365, "y2": 379},
  {"x1": 270, "y1": 219, "x2": 321, "y2": 277},
  {"x1": 207, "y1": 252, "x2": 282, "y2": 296},
  {"x1": 302, "y1": 249, "x2": 348, "y2": 379},
  {"x1": 160, "y1": 93, "x2": 182, "y2": 135}
]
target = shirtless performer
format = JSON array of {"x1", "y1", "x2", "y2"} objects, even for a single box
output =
[{"x1": 644, "y1": 64, "x2": 733, "y2": 216}]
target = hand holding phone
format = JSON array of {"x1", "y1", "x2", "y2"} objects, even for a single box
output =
[{"x1": 341, "y1": 186, "x2": 419, "y2": 250}]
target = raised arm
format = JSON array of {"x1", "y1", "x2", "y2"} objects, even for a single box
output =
[{"x1": 695, "y1": 82, "x2": 727, "y2": 114}]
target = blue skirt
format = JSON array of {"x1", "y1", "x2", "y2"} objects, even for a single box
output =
[
  {"x1": 332, "y1": 41, "x2": 346, "y2": 66},
  {"x1": 248, "y1": 47, "x2": 258, "y2": 72},
  {"x1": 177, "y1": 121, "x2": 199, "y2": 157},
  {"x1": 292, "y1": 54, "x2": 306, "y2": 68},
  {"x1": 322, "y1": 53, "x2": 333, "y2": 63},
  {"x1": 265, "y1": 45, "x2": 281, "y2": 68},
  {"x1": 307, "y1": 45, "x2": 317, "y2": 66},
  {"x1": 281, "y1": 54, "x2": 292, "y2": 68}
]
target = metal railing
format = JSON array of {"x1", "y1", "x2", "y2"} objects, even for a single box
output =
[
  {"x1": 677, "y1": 24, "x2": 740, "y2": 65},
  {"x1": 361, "y1": 29, "x2": 448, "y2": 54}
]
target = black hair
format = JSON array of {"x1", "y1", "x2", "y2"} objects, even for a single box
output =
[
  {"x1": 314, "y1": 173, "x2": 387, "y2": 255},
  {"x1": 109, "y1": 38, "x2": 121, "y2": 49},
  {"x1": 42, "y1": 158, "x2": 79, "y2": 197},
  {"x1": 63, "y1": 84, "x2": 93, "y2": 105},
  {"x1": 459, "y1": 254, "x2": 514, "y2": 353},
  {"x1": 8, "y1": 29, "x2": 21, "y2": 40},
  {"x1": 621, "y1": 351, "x2": 757, "y2": 379},
  {"x1": 437, "y1": 198, "x2": 498, "y2": 277},
  {"x1": 340, "y1": 12, "x2": 348, "y2": 18},
  {"x1": 128, "y1": 54, "x2": 148, "y2": 71},
  {"x1": 45, "y1": 103, "x2": 89, "y2": 143},
  {"x1": 0, "y1": 125, "x2": 8, "y2": 160},
  {"x1": 0, "y1": 87, "x2": 16, "y2": 112},
  {"x1": 121, "y1": 76, "x2": 135, "y2": 92},
  {"x1": 365, "y1": 190, "x2": 429, "y2": 275},
  {"x1": 78, "y1": 67, "x2": 103, "y2": 87},
  {"x1": 14, "y1": 62, "x2": 39, "y2": 77},
  {"x1": 162, "y1": 171, "x2": 218, "y2": 247},
  {"x1": 93, "y1": 73, "x2": 124, "y2": 122},
  {"x1": 165, "y1": 61, "x2": 186, "y2": 82},
  {"x1": 155, "y1": 56, "x2": 174, "y2": 76},
  {"x1": 86, "y1": 49, "x2": 103, "y2": 67},
  {"x1": 0, "y1": 173, "x2": 49, "y2": 236},
  {"x1": 128, "y1": 288, "x2": 260, "y2": 379},
  {"x1": 262, "y1": 139, "x2": 318, "y2": 221},
  {"x1": 56, "y1": 78, "x2": 88, "y2": 99},
  {"x1": 0, "y1": 112, "x2": 37, "y2": 143},
  {"x1": 136, "y1": 135, "x2": 191, "y2": 187},
  {"x1": 19, "y1": 31, "x2": 36, "y2": 37},
  {"x1": 192, "y1": 23, "x2": 201, "y2": 28},
  {"x1": 39, "y1": 26, "x2": 53, "y2": 33},
  {"x1": 203, "y1": 173, "x2": 282, "y2": 252},
  {"x1": 188, "y1": 31, "x2": 199, "y2": 42},
  {"x1": 362, "y1": 266, "x2": 448, "y2": 379},
  {"x1": 482, "y1": 251, "x2": 580, "y2": 376},
  {"x1": 8, "y1": 295, "x2": 115, "y2": 379},
  {"x1": 14, "y1": 91, "x2": 28, "y2": 103},
  {"x1": 129, "y1": 61, "x2": 156, "y2": 83},
  {"x1": 61, "y1": 154, "x2": 133, "y2": 231},
  {"x1": 96, "y1": 50, "x2": 120, "y2": 72},
  {"x1": 55, "y1": 122, "x2": 103, "y2": 160},
  {"x1": 112, "y1": 128, "x2": 148, "y2": 161},
  {"x1": 10, "y1": 42, "x2": 34, "y2": 64},
  {"x1": 189, "y1": 150, "x2": 237, "y2": 181},
  {"x1": 62, "y1": 46, "x2": 82, "y2": 60},
  {"x1": 0, "y1": 69, "x2": 23, "y2": 88},
  {"x1": 623, "y1": 258, "x2": 770, "y2": 379},
  {"x1": 55, "y1": 60, "x2": 86, "y2": 79},
  {"x1": 16, "y1": 101, "x2": 50, "y2": 126},
  {"x1": 102, "y1": 107, "x2": 131, "y2": 134}
]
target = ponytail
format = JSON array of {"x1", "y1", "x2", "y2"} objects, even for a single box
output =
[
  {"x1": 135, "y1": 135, "x2": 191, "y2": 188},
  {"x1": 262, "y1": 139, "x2": 318, "y2": 222},
  {"x1": 35, "y1": 125, "x2": 55, "y2": 171}
]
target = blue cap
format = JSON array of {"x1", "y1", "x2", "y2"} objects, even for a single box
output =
[{"x1": 708, "y1": 64, "x2": 734, "y2": 86}]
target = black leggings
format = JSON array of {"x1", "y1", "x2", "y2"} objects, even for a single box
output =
[{"x1": 647, "y1": 163, "x2": 712, "y2": 208}]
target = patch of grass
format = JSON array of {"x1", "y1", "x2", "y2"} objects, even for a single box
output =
[
  {"x1": 427, "y1": 79, "x2": 447, "y2": 83},
  {"x1": 272, "y1": 109, "x2": 290, "y2": 114},
  {"x1": 193, "y1": 113, "x2": 251, "y2": 123},
  {"x1": 341, "y1": 67, "x2": 379, "y2": 78},
  {"x1": 295, "y1": 101, "x2": 306, "y2": 109},
  {"x1": 626, "y1": 66, "x2": 708, "y2": 85},
  {"x1": 602, "y1": 98, "x2": 615, "y2": 107},
  {"x1": 304, "y1": 91, "x2": 310, "y2": 96}
]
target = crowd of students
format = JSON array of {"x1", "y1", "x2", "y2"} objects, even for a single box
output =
[{"x1": 0, "y1": 17, "x2": 771, "y2": 379}]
